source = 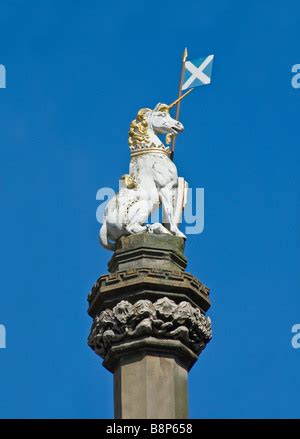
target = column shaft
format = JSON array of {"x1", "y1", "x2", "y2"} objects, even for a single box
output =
[{"x1": 114, "y1": 354, "x2": 188, "y2": 419}]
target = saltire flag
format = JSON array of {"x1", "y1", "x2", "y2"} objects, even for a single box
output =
[{"x1": 182, "y1": 55, "x2": 214, "y2": 91}]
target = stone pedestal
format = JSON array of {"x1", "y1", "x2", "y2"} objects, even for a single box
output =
[{"x1": 87, "y1": 234, "x2": 212, "y2": 419}]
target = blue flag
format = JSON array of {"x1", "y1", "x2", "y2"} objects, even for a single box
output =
[{"x1": 182, "y1": 55, "x2": 214, "y2": 90}]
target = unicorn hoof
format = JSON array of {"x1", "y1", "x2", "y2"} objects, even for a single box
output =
[
  {"x1": 147, "y1": 223, "x2": 172, "y2": 235},
  {"x1": 174, "y1": 230, "x2": 187, "y2": 239}
]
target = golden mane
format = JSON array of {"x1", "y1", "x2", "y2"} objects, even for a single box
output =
[{"x1": 128, "y1": 108, "x2": 151, "y2": 149}]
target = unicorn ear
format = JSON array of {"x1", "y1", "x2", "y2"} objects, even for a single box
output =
[
  {"x1": 153, "y1": 103, "x2": 169, "y2": 112},
  {"x1": 153, "y1": 103, "x2": 162, "y2": 111},
  {"x1": 136, "y1": 108, "x2": 151, "y2": 120}
]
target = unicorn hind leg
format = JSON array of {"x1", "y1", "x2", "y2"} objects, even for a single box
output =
[
  {"x1": 126, "y1": 223, "x2": 147, "y2": 234},
  {"x1": 147, "y1": 223, "x2": 172, "y2": 235},
  {"x1": 125, "y1": 200, "x2": 151, "y2": 234}
]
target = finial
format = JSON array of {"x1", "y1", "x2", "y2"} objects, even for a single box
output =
[{"x1": 183, "y1": 47, "x2": 188, "y2": 62}]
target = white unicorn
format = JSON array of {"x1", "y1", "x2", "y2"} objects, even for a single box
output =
[{"x1": 100, "y1": 96, "x2": 189, "y2": 251}]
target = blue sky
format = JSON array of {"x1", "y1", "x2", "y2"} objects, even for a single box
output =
[{"x1": 0, "y1": 0, "x2": 299, "y2": 418}]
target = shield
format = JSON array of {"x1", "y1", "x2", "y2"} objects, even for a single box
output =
[{"x1": 173, "y1": 177, "x2": 188, "y2": 225}]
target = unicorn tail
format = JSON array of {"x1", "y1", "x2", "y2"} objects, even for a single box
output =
[{"x1": 99, "y1": 221, "x2": 116, "y2": 251}]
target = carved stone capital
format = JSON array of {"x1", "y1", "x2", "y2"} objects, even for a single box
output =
[
  {"x1": 88, "y1": 267, "x2": 210, "y2": 317},
  {"x1": 88, "y1": 297, "x2": 212, "y2": 370}
]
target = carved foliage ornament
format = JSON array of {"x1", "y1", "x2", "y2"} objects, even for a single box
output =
[{"x1": 88, "y1": 297, "x2": 212, "y2": 358}]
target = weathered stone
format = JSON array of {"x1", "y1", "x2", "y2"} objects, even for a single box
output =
[
  {"x1": 87, "y1": 232, "x2": 212, "y2": 419},
  {"x1": 108, "y1": 234, "x2": 187, "y2": 272},
  {"x1": 88, "y1": 297, "x2": 212, "y2": 362},
  {"x1": 88, "y1": 267, "x2": 210, "y2": 317},
  {"x1": 103, "y1": 337, "x2": 198, "y2": 373},
  {"x1": 114, "y1": 352, "x2": 189, "y2": 419}
]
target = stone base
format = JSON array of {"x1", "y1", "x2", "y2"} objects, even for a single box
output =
[{"x1": 108, "y1": 234, "x2": 187, "y2": 272}]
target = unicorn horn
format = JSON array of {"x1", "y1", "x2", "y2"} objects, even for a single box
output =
[{"x1": 168, "y1": 88, "x2": 194, "y2": 110}]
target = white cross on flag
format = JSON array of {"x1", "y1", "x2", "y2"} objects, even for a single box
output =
[{"x1": 182, "y1": 55, "x2": 214, "y2": 91}]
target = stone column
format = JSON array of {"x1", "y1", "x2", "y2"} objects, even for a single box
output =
[{"x1": 87, "y1": 234, "x2": 212, "y2": 419}]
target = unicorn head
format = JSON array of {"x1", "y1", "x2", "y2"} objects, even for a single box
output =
[
  {"x1": 128, "y1": 102, "x2": 184, "y2": 153},
  {"x1": 148, "y1": 103, "x2": 184, "y2": 136}
]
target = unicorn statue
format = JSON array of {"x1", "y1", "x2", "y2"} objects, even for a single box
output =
[{"x1": 99, "y1": 93, "x2": 190, "y2": 251}]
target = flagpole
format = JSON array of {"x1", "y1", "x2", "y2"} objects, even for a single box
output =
[{"x1": 170, "y1": 47, "x2": 188, "y2": 161}]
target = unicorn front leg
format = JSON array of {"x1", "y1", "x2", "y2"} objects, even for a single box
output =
[{"x1": 160, "y1": 184, "x2": 186, "y2": 239}]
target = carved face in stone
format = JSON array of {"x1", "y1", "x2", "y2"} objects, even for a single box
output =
[
  {"x1": 173, "y1": 301, "x2": 195, "y2": 324},
  {"x1": 148, "y1": 104, "x2": 184, "y2": 135},
  {"x1": 113, "y1": 301, "x2": 133, "y2": 324},
  {"x1": 98, "y1": 309, "x2": 115, "y2": 326},
  {"x1": 154, "y1": 297, "x2": 177, "y2": 319},
  {"x1": 132, "y1": 300, "x2": 156, "y2": 319}
]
